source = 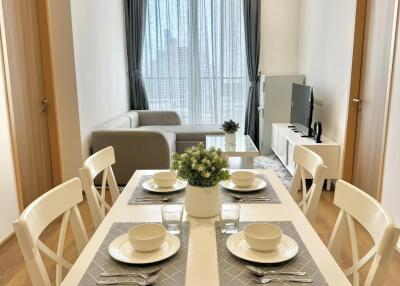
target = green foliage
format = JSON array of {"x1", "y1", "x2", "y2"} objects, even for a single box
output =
[
  {"x1": 171, "y1": 143, "x2": 230, "y2": 187},
  {"x1": 221, "y1": 119, "x2": 240, "y2": 133}
]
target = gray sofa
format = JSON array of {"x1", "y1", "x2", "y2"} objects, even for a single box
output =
[{"x1": 92, "y1": 110, "x2": 223, "y2": 185}]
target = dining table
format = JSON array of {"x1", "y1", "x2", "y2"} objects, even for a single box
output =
[{"x1": 62, "y1": 169, "x2": 350, "y2": 286}]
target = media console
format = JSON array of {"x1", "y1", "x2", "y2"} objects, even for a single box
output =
[{"x1": 271, "y1": 123, "x2": 340, "y2": 190}]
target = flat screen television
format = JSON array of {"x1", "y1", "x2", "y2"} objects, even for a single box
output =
[{"x1": 290, "y1": 83, "x2": 314, "y2": 137}]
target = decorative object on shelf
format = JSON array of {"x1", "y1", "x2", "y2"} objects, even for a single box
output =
[
  {"x1": 172, "y1": 143, "x2": 230, "y2": 218},
  {"x1": 313, "y1": 121, "x2": 322, "y2": 143},
  {"x1": 221, "y1": 119, "x2": 240, "y2": 143}
]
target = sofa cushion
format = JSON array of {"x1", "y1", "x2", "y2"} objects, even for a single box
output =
[
  {"x1": 137, "y1": 124, "x2": 224, "y2": 141},
  {"x1": 163, "y1": 132, "x2": 176, "y2": 154},
  {"x1": 126, "y1": 111, "x2": 139, "y2": 128}
]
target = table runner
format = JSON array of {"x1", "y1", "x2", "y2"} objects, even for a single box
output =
[
  {"x1": 215, "y1": 221, "x2": 327, "y2": 285},
  {"x1": 128, "y1": 175, "x2": 280, "y2": 205},
  {"x1": 78, "y1": 222, "x2": 189, "y2": 286}
]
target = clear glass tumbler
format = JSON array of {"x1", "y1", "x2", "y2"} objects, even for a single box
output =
[
  {"x1": 161, "y1": 204, "x2": 184, "y2": 234},
  {"x1": 219, "y1": 204, "x2": 241, "y2": 234}
]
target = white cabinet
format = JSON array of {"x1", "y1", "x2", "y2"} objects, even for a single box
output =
[
  {"x1": 258, "y1": 74, "x2": 305, "y2": 155},
  {"x1": 271, "y1": 123, "x2": 340, "y2": 190}
]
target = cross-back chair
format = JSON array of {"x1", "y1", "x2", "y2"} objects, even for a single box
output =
[
  {"x1": 328, "y1": 180, "x2": 400, "y2": 286},
  {"x1": 13, "y1": 178, "x2": 88, "y2": 286},
  {"x1": 289, "y1": 145, "x2": 327, "y2": 221},
  {"x1": 79, "y1": 146, "x2": 119, "y2": 229}
]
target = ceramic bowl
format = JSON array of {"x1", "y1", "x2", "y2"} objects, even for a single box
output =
[
  {"x1": 231, "y1": 171, "x2": 256, "y2": 187},
  {"x1": 244, "y1": 223, "x2": 282, "y2": 252},
  {"x1": 153, "y1": 171, "x2": 177, "y2": 188},
  {"x1": 128, "y1": 224, "x2": 166, "y2": 252}
]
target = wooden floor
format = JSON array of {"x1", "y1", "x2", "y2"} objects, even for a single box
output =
[{"x1": 0, "y1": 190, "x2": 399, "y2": 285}]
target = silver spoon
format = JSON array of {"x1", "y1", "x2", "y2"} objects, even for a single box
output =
[
  {"x1": 135, "y1": 195, "x2": 174, "y2": 202},
  {"x1": 246, "y1": 265, "x2": 307, "y2": 277},
  {"x1": 96, "y1": 274, "x2": 158, "y2": 285},
  {"x1": 255, "y1": 277, "x2": 313, "y2": 284},
  {"x1": 230, "y1": 194, "x2": 270, "y2": 202},
  {"x1": 100, "y1": 267, "x2": 162, "y2": 279}
]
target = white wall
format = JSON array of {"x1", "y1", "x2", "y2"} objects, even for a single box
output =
[
  {"x1": 381, "y1": 19, "x2": 400, "y2": 249},
  {"x1": 70, "y1": 0, "x2": 129, "y2": 159},
  {"x1": 260, "y1": 0, "x2": 300, "y2": 74},
  {"x1": 0, "y1": 40, "x2": 19, "y2": 241},
  {"x1": 297, "y1": 0, "x2": 357, "y2": 173}
]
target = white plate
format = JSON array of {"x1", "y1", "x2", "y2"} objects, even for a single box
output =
[
  {"x1": 108, "y1": 232, "x2": 180, "y2": 264},
  {"x1": 142, "y1": 178, "x2": 187, "y2": 193},
  {"x1": 226, "y1": 231, "x2": 299, "y2": 264},
  {"x1": 220, "y1": 177, "x2": 267, "y2": 192}
]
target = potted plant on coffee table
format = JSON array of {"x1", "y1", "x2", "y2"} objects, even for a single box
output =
[
  {"x1": 221, "y1": 119, "x2": 240, "y2": 143},
  {"x1": 172, "y1": 143, "x2": 230, "y2": 218}
]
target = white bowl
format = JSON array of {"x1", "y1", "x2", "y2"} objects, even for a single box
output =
[
  {"x1": 231, "y1": 171, "x2": 256, "y2": 187},
  {"x1": 153, "y1": 171, "x2": 177, "y2": 188},
  {"x1": 128, "y1": 224, "x2": 166, "y2": 252},
  {"x1": 244, "y1": 223, "x2": 282, "y2": 252}
]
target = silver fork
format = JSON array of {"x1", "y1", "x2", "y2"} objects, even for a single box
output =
[
  {"x1": 255, "y1": 277, "x2": 313, "y2": 284},
  {"x1": 100, "y1": 267, "x2": 161, "y2": 279},
  {"x1": 96, "y1": 274, "x2": 158, "y2": 285},
  {"x1": 246, "y1": 265, "x2": 307, "y2": 277}
]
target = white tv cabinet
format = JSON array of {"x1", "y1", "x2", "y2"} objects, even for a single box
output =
[{"x1": 271, "y1": 123, "x2": 340, "y2": 190}]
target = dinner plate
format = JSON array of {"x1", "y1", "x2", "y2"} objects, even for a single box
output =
[
  {"x1": 142, "y1": 178, "x2": 187, "y2": 193},
  {"x1": 226, "y1": 231, "x2": 299, "y2": 264},
  {"x1": 220, "y1": 177, "x2": 267, "y2": 192},
  {"x1": 108, "y1": 232, "x2": 180, "y2": 264}
]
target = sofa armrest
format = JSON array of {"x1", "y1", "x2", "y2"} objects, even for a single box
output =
[
  {"x1": 137, "y1": 110, "x2": 182, "y2": 126},
  {"x1": 92, "y1": 130, "x2": 173, "y2": 185}
]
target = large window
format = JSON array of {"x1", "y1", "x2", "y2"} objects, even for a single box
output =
[{"x1": 142, "y1": 0, "x2": 248, "y2": 125}]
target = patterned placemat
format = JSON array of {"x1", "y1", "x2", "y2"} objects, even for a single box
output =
[
  {"x1": 216, "y1": 221, "x2": 327, "y2": 285},
  {"x1": 220, "y1": 175, "x2": 281, "y2": 204},
  {"x1": 128, "y1": 175, "x2": 187, "y2": 205},
  {"x1": 128, "y1": 175, "x2": 281, "y2": 205},
  {"x1": 78, "y1": 222, "x2": 189, "y2": 286}
]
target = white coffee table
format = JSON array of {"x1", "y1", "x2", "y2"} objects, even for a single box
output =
[{"x1": 206, "y1": 134, "x2": 259, "y2": 168}]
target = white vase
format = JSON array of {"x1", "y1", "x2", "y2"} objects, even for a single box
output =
[
  {"x1": 225, "y1": 133, "x2": 236, "y2": 144},
  {"x1": 185, "y1": 184, "x2": 220, "y2": 218}
]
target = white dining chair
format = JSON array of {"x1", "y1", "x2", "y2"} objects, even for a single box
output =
[
  {"x1": 289, "y1": 145, "x2": 327, "y2": 222},
  {"x1": 328, "y1": 180, "x2": 400, "y2": 286},
  {"x1": 13, "y1": 178, "x2": 88, "y2": 286},
  {"x1": 79, "y1": 146, "x2": 119, "y2": 229}
]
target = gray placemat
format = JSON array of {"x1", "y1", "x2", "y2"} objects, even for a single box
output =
[
  {"x1": 221, "y1": 175, "x2": 281, "y2": 204},
  {"x1": 128, "y1": 175, "x2": 187, "y2": 205},
  {"x1": 78, "y1": 222, "x2": 189, "y2": 286},
  {"x1": 216, "y1": 221, "x2": 327, "y2": 286},
  {"x1": 128, "y1": 175, "x2": 281, "y2": 205}
]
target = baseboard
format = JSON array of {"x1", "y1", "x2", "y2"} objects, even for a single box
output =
[{"x1": 0, "y1": 231, "x2": 16, "y2": 250}]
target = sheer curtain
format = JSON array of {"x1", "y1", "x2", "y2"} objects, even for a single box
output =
[{"x1": 142, "y1": 0, "x2": 248, "y2": 125}]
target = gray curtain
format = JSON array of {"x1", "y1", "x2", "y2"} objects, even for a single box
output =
[
  {"x1": 243, "y1": 0, "x2": 261, "y2": 148},
  {"x1": 124, "y1": 0, "x2": 149, "y2": 110}
]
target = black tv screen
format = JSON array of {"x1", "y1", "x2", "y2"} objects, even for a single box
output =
[{"x1": 290, "y1": 83, "x2": 313, "y2": 136}]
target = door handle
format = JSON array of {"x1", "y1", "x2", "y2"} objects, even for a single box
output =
[
  {"x1": 352, "y1": 98, "x2": 361, "y2": 103},
  {"x1": 41, "y1": 98, "x2": 51, "y2": 112}
]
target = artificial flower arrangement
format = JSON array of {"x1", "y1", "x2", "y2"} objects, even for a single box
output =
[{"x1": 172, "y1": 143, "x2": 230, "y2": 187}]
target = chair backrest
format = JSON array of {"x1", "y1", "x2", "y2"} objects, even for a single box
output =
[
  {"x1": 328, "y1": 180, "x2": 400, "y2": 286},
  {"x1": 13, "y1": 178, "x2": 88, "y2": 286},
  {"x1": 289, "y1": 145, "x2": 327, "y2": 221},
  {"x1": 79, "y1": 146, "x2": 119, "y2": 229}
]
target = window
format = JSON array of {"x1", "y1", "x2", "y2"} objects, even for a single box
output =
[{"x1": 142, "y1": 0, "x2": 248, "y2": 125}]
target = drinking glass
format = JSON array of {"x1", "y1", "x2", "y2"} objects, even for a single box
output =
[
  {"x1": 161, "y1": 204, "x2": 184, "y2": 234},
  {"x1": 219, "y1": 204, "x2": 241, "y2": 234}
]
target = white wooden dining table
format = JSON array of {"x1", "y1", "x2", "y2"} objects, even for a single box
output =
[{"x1": 62, "y1": 169, "x2": 350, "y2": 286}]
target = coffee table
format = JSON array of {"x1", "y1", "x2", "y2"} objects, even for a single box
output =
[{"x1": 205, "y1": 134, "x2": 259, "y2": 168}]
